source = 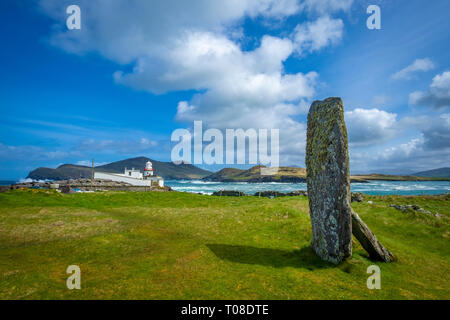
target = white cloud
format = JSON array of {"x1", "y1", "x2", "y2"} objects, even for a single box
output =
[
  {"x1": 345, "y1": 108, "x2": 397, "y2": 146},
  {"x1": 421, "y1": 113, "x2": 450, "y2": 149},
  {"x1": 359, "y1": 135, "x2": 450, "y2": 172},
  {"x1": 114, "y1": 33, "x2": 303, "y2": 95},
  {"x1": 292, "y1": 16, "x2": 344, "y2": 54},
  {"x1": 409, "y1": 71, "x2": 450, "y2": 109},
  {"x1": 299, "y1": 0, "x2": 354, "y2": 14},
  {"x1": 350, "y1": 113, "x2": 450, "y2": 173},
  {"x1": 402, "y1": 114, "x2": 450, "y2": 150},
  {"x1": 39, "y1": 0, "x2": 345, "y2": 98},
  {"x1": 39, "y1": 0, "x2": 302, "y2": 64},
  {"x1": 38, "y1": 0, "x2": 353, "y2": 166},
  {"x1": 380, "y1": 136, "x2": 424, "y2": 159},
  {"x1": 257, "y1": 0, "x2": 302, "y2": 17},
  {"x1": 391, "y1": 58, "x2": 435, "y2": 80}
]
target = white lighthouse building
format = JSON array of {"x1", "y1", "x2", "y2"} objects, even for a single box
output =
[
  {"x1": 94, "y1": 161, "x2": 164, "y2": 187},
  {"x1": 143, "y1": 161, "x2": 154, "y2": 177}
]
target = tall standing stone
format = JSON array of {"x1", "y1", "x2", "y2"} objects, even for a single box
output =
[
  {"x1": 306, "y1": 97, "x2": 352, "y2": 264},
  {"x1": 306, "y1": 97, "x2": 395, "y2": 263}
]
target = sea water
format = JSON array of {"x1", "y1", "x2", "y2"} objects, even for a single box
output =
[{"x1": 166, "y1": 180, "x2": 450, "y2": 196}]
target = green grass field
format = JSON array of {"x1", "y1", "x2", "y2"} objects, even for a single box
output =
[{"x1": 0, "y1": 189, "x2": 449, "y2": 299}]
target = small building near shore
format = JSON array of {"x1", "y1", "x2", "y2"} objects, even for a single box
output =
[{"x1": 94, "y1": 161, "x2": 164, "y2": 187}]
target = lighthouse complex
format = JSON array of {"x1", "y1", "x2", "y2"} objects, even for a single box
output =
[{"x1": 94, "y1": 161, "x2": 164, "y2": 187}]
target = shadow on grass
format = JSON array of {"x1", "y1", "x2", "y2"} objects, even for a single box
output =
[{"x1": 207, "y1": 244, "x2": 333, "y2": 270}]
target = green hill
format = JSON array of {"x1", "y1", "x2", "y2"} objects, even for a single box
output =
[
  {"x1": 203, "y1": 166, "x2": 308, "y2": 182},
  {"x1": 26, "y1": 164, "x2": 92, "y2": 180},
  {"x1": 413, "y1": 168, "x2": 450, "y2": 178},
  {"x1": 27, "y1": 157, "x2": 211, "y2": 180}
]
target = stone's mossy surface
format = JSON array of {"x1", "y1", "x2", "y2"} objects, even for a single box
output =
[{"x1": 306, "y1": 97, "x2": 352, "y2": 264}]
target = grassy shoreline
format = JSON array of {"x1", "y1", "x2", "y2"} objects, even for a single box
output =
[{"x1": 0, "y1": 189, "x2": 449, "y2": 299}]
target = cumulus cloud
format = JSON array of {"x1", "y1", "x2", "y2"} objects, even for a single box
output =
[
  {"x1": 391, "y1": 58, "x2": 435, "y2": 80},
  {"x1": 38, "y1": 0, "x2": 353, "y2": 166},
  {"x1": 39, "y1": 0, "x2": 329, "y2": 98},
  {"x1": 409, "y1": 71, "x2": 450, "y2": 109},
  {"x1": 345, "y1": 108, "x2": 397, "y2": 146},
  {"x1": 380, "y1": 136, "x2": 425, "y2": 160},
  {"x1": 421, "y1": 115, "x2": 450, "y2": 150},
  {"x1": 299, "y1": 0, "x2": 354, "y2": 14},
  {"x1": 39, "y1": 0, "x2": 302, "y2": 64},
  {"x1": 402, "y1": 114, "x2": 450, "y2": 150},
  {"x1": 350, "y1": 113, "x2": 450, "y2": 173},
  {"x1": 353, "y1": 135, "x2": 450, "y2": 173},
  {"x1": 292, "y1": 16, "x2": 344, "y2": 54},
  {"x1": 115, "y1": 33, "x2": 306, "y2": 95}
]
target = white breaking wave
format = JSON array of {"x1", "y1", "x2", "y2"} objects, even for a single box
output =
[{"x1": 166, "y1": 180, "x2": 450, "y2": 196}]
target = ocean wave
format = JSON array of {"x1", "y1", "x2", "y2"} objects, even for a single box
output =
[
  {"x1": 18, "y1": 178, "x2": 51, "y2": 183},
  {"x1": 167, "y1": 180, "x2": 220, "y2": 185},
  {"x1": 166, "y1": 180, "x2": 450, "y2": 196}
]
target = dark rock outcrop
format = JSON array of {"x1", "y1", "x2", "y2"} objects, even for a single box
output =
[
  {"x1": 254, "y1": 191, "x2": 287, "y2": 198},
  {"x1": 212, "y1": 190, "x2": 246, "y2": 197},
  {"x1": 389, "y1": 204, "x2": 442, "y2": 218},
  {"x1": 60, "y1": 186, "x2": 76, "y2": 194},
  {"x1": 287, "y1": 190, "x2": 308, "y2": 197},
  {"x1": 351, "y1": 192, "x2": 365, "y2": 202}
]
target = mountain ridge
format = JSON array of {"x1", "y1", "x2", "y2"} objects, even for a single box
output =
[
  {"x1": 412, "y1": 167, "x2": 450, "y2": 178},
  {"x1": 27, "y1": 157, "x2": 212, "y2": 180},
  {"x1": 202, "y1": 166, "x2": 450, "y2": 182},
  {"x1": 27, "y1": 159, "x2": 450, "y2": 182}
]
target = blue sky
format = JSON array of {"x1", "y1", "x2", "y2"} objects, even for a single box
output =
[{"x1": 1, "y1": 0, "x2": 449, "y2": 179}]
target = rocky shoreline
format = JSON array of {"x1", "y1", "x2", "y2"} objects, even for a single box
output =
[
  {"x1": 204, "y1": 176, "x2": 369, "y2": 183},
  {"x1": 211, "y1": 189, "x2": 367, "y2": 201},
  {"x1": 389, "y1": 204, "x2": 444, "y2": 218},
  {"x1": 0, "y1": 179, "x2": 172, "y2": 193}
]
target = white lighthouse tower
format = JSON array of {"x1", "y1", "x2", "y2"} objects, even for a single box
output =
[{"x1": 143, "y1": 161, "x2": 154, "y2": 178}]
